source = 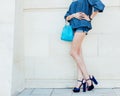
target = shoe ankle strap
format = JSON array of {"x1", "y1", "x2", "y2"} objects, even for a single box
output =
[
  {"x1": 86, "y1": 75, "x2": 93, "y2": 81},
  {"x1": 77, "y1": 79, "x2": 82, "y2": 82},
  {"x1": 86, "y1": 78, "x2": 91, "y2": 81},
  {"x1": 77, "y1": 79, "x2": 86, "y2": 83}
]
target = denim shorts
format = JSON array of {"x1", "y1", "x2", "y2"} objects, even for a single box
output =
[{"x1": 73, "y1": 27, "x2": 89, "y2": 35}]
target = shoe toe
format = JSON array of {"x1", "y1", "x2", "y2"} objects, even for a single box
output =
[{"x1": 73, "y1": 87, "x2": 80, "y2": 92}]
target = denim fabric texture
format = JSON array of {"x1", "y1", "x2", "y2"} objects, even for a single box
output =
[{"x1": 64, "y1": 0, "x2": 105, "y2": 32}]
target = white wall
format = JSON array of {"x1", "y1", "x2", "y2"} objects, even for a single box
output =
[
  {"x1": 0, "y1": 0, "x2": 15, "y2": 96},
  {"x1": 23, "y1": 0, "x2": 120, "y2": 8},
  {"x1": 11, "y1": 0, "x2": 25, "y2": 96},
  {"x1": 23, "y1": 0, "x2": 120, "y2": 88},
  {"x1": 0, "y1": 0, "x2": 120, "y2": 95},
  {"x1": 0, "y1": 0, "x2": 25, "y2": 96}
]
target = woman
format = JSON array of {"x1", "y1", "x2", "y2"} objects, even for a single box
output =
[{"x1": 64, "y1": 0, "x2": 105, "y2": 92}]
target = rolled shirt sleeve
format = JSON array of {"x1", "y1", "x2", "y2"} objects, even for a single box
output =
[
  {"x1": 64, "y1": 3, "x2": 73, "y2": 20},
  {"x1": 88, "y1": 0, "x2": 105, "y2": 12},
  {"x1": 64, "y1": 11, "x2": 70, "y2": 20}
]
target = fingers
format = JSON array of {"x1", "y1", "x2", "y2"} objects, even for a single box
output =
[
  {"x1": 79, "y1": 13, "x2": 89, "y2": 20},
  {"x1": 81, "y1": 13, "x2": 86, "y2": 18},
  {"x1": 74, "y1": 12, "x2": 83, "y2": 20},
  {"x1": 73, "y1": 12, "x2": 89, "y2": 21},
  {"x1": 76, "y1": 12, "x2": 86, "y2": 17}
]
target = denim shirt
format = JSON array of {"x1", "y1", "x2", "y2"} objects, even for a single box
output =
[{"x1": 64, "y1": 0, "x2": 105, "y2": 31}]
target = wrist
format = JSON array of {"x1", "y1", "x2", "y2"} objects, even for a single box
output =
[
  {"x1": 71, "y1": 13, "x2": 76, "y2": 18},
  {"x1": 89, "y1": 16, "x2": 92, "y2": 21},
  {"x1": 66, "y1": 15, "x2": 71, "y2": 21}
]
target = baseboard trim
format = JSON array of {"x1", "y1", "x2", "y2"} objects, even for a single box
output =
[
  {"x1": 12, "y1": 88, "x2": 25, "y2": 96},
  {"x1": 25, "y1": 79, "x2": 120, "y2": 88}
]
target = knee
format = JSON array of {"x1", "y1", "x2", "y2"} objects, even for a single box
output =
[
  {"x1": 70, "y1": 47, "x2": 82, "y2": 57},
  {"x1": 70, "y1": 49, "x2": 79, "y2": 58}
]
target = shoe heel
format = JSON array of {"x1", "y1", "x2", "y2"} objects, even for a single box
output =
[
  {"x1": 82, "y1": 80, "x2": 86, "y2": 92},
  {"x1": 73, "y1": 79, "x2": 83, "y2": 93},
  {"x1": 91, "y1": 76, "x2": 98, "y2": 85}
]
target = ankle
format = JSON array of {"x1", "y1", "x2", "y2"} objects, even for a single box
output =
[
  {"x1": 75, "y1": 79, "x2": 83, "y2": 87},
  {"x1": 84, "y1": 74, "x2": 90, "y2": 80},
  {"x1": 87, "y1": 81, "x2": 92, "y2": 86}
]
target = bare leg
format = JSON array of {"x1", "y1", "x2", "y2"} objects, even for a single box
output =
[
  {"x1": 76, "y1": 66, "x2": 83, "y2": 88},
  {"x1": 70, "y1": 32, "x2": 91, "y2": 86},
  {"x1": 79, "y1": 47, "x2": 92, "y2": 86}
]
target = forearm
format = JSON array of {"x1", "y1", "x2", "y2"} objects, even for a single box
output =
[
  {"x1": 66, "y1": 14, "x2": 75, "y2": 21},
  {"x1": 90, "y1": 11, "x2": 98, "y2": 19},
  {"x1": 66, "y1": 11, "x2": 98, "y2": 21}
]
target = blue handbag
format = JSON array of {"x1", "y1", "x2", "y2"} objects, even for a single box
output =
[{"x1": 61, "y1": 22, "x2": 74, "y2": 42}]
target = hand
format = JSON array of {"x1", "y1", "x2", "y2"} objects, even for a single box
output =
[
  {"x1": 73, "y1": 12, "x2": 83, "y2": 20},
  {"x1": 66, "y1": 14, "x2": 76, "y2": 21},
  {"x1": 80, "y1": 12, "x2": 91, "y2": 21},
  {"x1": 66, "y1": 13, "x2": 79, "y2": 21},
  {"x1": 66, "y1": 12, "x2": 82, "y2": 21},
  {"x1": 66, "y1": 12, "x2": 91, "y2": 21}
]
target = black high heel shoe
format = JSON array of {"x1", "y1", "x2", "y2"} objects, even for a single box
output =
[
  {"x1": 86, "y1": 75, "x2": 98, "y2": 91},
  {"x1": 90, "y1": 75, "x2": 98, "y2": 85},
  {"x1": 73, "y1": 79, "x2": 86, "y2": 92}
]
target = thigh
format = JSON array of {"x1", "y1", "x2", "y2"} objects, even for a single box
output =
[{"x1": 71, "y1": 32, "x2": 86, "y2": 50}]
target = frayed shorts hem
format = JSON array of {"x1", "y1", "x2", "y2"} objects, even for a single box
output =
[
  {"x1": 75, "y1": 29, "x2": 88, "y2": 35},
  {"x1": 73, "y1": 27, "x2": 89, "y2": 35}
]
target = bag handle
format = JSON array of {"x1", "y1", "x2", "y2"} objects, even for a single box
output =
[{"x1": 65, "y1": 20, "x2": 70, "y2": 25}]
